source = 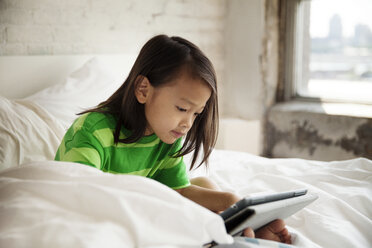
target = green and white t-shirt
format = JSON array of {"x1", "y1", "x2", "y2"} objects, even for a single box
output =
[{"x1": 55, "y1": 112, "x2": 190, "y2": 189}]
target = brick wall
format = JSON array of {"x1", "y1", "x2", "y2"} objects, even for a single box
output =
[{"x1": 0, "y1": 0, "x2": 225, "y2": 80}]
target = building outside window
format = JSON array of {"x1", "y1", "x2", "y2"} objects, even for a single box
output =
[{"x1": 286, "y1": 0, "x2": 372, "y2": 104}]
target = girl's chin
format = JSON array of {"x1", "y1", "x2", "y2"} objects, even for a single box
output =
[
  {"x1": 162, "y1": 138, "x2": 177, "y2": 144},
  {"x1": 158, "y1": 134, "x2": 177, "y2": 144}
]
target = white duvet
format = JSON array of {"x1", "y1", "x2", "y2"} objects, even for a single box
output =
[
  {"x1": 1, "y1": 152, "x2": 371, "y2": 248},
  {"x1": 0, "y1": 161, "x2": 231, "y2": 248}
]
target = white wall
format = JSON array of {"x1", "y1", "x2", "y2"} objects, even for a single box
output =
[
  {"x1": 218, "y1": 0, "x2": 264, "y2": 154},
  {"x1": 0, "y1": 0, "x2": 228, "y2": 114},
  {"x1": 216, "y1": 118, "x2": 261, "y2": 154},
  {"x1": 0, "y1": 1, "x2": 225, "y2": 56},
  {"x1": 0, "y1": 0, "x2": 266, "y2": 155},
  {"x1": 224, "y1": 0, "x2": 264, "y2": 120}
]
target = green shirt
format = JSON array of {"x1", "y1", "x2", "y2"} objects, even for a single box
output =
[{"x1": 55, "y1": 112, "x2": 190, "y2": 189}]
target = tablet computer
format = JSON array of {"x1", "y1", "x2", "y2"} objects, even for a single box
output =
[{"x1": 220, "y1": 189, "x2": 317, "y2": 236}]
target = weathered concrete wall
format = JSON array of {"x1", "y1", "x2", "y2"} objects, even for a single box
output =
[{"x1": 264, "y1": 102, "x2": 372, "y2": 160}]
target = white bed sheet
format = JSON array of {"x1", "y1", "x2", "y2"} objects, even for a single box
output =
[
  {"x1": 0, "y1": 153, "x2": 370, "y2": 248},
  {"x1": 186, "y1": 150, "x2": 372, "y2": 248}
]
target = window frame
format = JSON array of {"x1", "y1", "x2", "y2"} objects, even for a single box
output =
[
  {"x1": 280, "y1": 0, "x2": 372, "y2": 105},
  {"x1": 280, "y1": 0, "x2": 307, "y2": 102}
]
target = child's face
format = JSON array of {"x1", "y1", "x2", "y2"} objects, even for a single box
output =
[{"x1": 142, "y1": 71, "x2": 212, "y2": 144}]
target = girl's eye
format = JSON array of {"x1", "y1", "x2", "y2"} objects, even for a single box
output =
[{"x1": 176, "y1": 106, "x2": 187, "y2": 112}]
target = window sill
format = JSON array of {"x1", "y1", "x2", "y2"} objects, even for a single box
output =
[
  {"x1": 264, "y1": 100, "x2": 372, "y2": 161},
  {"x1": 270, "y1": 100, "x2": 372, "y2": 119}
]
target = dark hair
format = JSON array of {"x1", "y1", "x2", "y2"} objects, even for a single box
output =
[{"x1": 81, "y1": 34, "x2": 219, "y2": 170}]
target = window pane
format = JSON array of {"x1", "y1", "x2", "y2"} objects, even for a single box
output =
[{"x1": 297, "y1": 0, "x2": 372, "y2": 103}]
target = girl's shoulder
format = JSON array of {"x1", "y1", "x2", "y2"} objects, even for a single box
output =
[{"x1": 72, "y1": 111, "x2": 117, "y2": 133}]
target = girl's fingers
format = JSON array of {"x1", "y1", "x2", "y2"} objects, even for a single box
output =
[{"x1": 242, "y1": 228, "x2": 255, "y2": 238}]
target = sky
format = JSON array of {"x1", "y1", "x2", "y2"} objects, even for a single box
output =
[{"x1": 310, "y1": 0, "x2": 372, "y2": 38}]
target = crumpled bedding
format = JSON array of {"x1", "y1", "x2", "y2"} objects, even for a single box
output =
[
  {"x1": 1, "y1": 151, "x2": 371, "y2": 248},
  {"x1": 187, "y1": 150, "x2": 372, "y2": 248},
  {"x1": 0, "y1": 161, "x2": 232, "y2": 248}
]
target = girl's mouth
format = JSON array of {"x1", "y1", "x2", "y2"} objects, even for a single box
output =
[{"x1": 171, "y1": 131, "x2": 184, "y2": 138}]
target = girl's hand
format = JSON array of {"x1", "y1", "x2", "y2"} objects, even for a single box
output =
[
  {"x1": 176, "y1": 185, "x2": 241, "y2": 213},
  {"x1": 243, "y1": 219, "x2": 292, "y2": 244}
]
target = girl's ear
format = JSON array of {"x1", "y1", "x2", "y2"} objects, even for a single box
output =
[{"x1": 135, "y1": 76, "x2": 152, "y2": 104}]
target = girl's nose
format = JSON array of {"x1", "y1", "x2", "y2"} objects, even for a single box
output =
[{"x1": 181, "y1": 114, "x2": 194, "y2": 129}]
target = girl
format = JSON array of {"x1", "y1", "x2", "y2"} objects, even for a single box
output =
[{"x1": 55, "y1": 34, "x2": 291, "y2": 244}]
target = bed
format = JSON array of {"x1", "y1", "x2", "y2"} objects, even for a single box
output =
[{"x1": 0, "y1": 55, "x2": 371, "y2": 248}]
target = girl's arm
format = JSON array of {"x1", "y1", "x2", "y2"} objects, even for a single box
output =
[{"x1": 175, "y1": 185, "x2": 240, "y2": 212}]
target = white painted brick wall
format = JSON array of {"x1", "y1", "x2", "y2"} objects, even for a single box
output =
[
  {"x1": 0, "y1": 0, "x2": 226, "y2": 105},
  {"x1": 0, "y1": 0, "x2": 225, "y2": 60}
]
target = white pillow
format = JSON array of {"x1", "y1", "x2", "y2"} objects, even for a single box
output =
[
  {"x1": 25, "y1": 58, "x2": 125, "y2": 129},
  {"x1": 0, "y1": 57, "x2": 132, "y2": 169},
  {"x1": 0, "y1": 96, "x2": 65, "y2": 169}
]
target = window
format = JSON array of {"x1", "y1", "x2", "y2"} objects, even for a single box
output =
[{"x1": 284, "y1": 0, "x2": 372, "y2": 104}]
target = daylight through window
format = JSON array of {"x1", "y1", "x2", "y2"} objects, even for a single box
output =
[{"x1": 295, "y1": 0, "x2": 372, "y2": 103}]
